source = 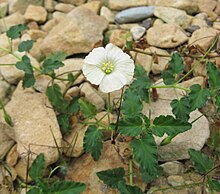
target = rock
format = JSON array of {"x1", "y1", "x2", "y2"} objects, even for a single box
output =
[
  {"x1": 147, "y1": 23, "x2": 188, "y2": 48},
  {"x1": 62, "y1": 124, "x2": 86, "y2": 157},
  {"x1": 24, "y1": 5, "x2": 47, "y2": 23},
  {"x1": 142, "y1": 18, "x2": 154, "y2": 29},
  {"x1": 191, "y1": 18, "x2": 208, "y2": 28},
  {"x1": 160, "y1": 161, "x2": 184, "y2": 176},
  {"x1": 44, "y1": 0, "x2": 55, "y2": 12},
  {"x1": 6, "y1": 144, "x2": 19, "y2": 166},
  {"x1": 0, "y1": 81, "x2": 10, "y2": 100},
  {"x1": 42, "y1": 18, "x2": 58, "y2": 32},
  {"x1": 66, "y1": 141, "x2": 145, "y2": 194},
  {"x1": 109, "y1": 29, "x2": 130, "y2": 47},
  {"x1": 0, "y1": 2, "x2": 8, "y2": 18},
  {"x1": 0, "y1": 52, "x2": 40, "y2": 84},
  {"x1": 60, "y1": 0, "x2": 87, "y2": 6},
  {"x1": 196, "y1": 0, "x2": 217, "y2": 13},
  {"x1": 1, "y1": 83, "x2": 62, "y2": 166},
  {"x1": 167, "y1": 175, "x2": 185, "y2": 186},
  {"x1": 108, "y1": 0, "x2": 147, "y2": 10},
  {"x1": 154, "y1": 7, "x2": 189, "y2": 27},
  {"x1": 79, "y1": 1, "x2": 101, "y2": 14},
  {"x1": 27, "y1": 29, "x2": 47, "y2": 40},
  {"x1": 185, "y1": 25, "x2": 200, "y2": 34},
  {"x1": 115, "y1": 6, "x2": 155, "y2": 24},
  {"x1": 130, "y1": 26, "x2": 146, "y2": 40},
  {"x1": 213, "y1": 22, "x2": 220, "y2": 31},
  {"x1": 55, "y1": 3, "x2": 75, "y2": 13},
  {"x1": 8, "y1": 0, "x2": 43, "y2": 14},
  {"x1": 142, "y1": 78, "x2": 209, "y2": 161},
  {"x1": 100, "y1": 6, "x2": 115, "y2": 23},
  {"x1": 188, "y1": 27, "x2": 218, "y2": 51},
  {"x1": 27, "y1": 21, "x2": 39, "y2": 30},
  {"x1": 81, "y1": 82, "x2": 105, "y2": 111},
  {"x1": 40, "y1": 7, "x2": 108, "y2": 56},
  {"x1": 0, "y1": 12, "x2": 25, "y2": 32},
  {"x1": 0, "y1": 123, "x2": 15, "y2": 159}
]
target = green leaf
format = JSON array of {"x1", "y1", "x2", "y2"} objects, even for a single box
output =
[
  {"x1": 169, "y1": 52, "x2": 184, "y2": 74},
  {"x1": 68, "y1": 73, "x2": 75, "y2": 82},
  {"x1": 46, "y1": 84, "x2": 68, "y2": 113},
  {"x1": 23, "y1": 73, "x2": 36, "y2": 88},
  {"x1": 42, "y1": 59, "x2": 64, "y2": 74},
  {"x1": 57, "y1": 114, "x2": 70, "y2": 134},
  {"x1": 29, "y1": 153, "x2": 45, "y2": 180},
  {"x1": 122, "y1": 88, "x2": 143, "y2": 117},
  {"x1": 68, "y1": 97, "x2": 80, "y2": 114},
  {"x1": 188, "y1": 84, "x2": 210, "y2": 111},
  {"x1": 46, "y1": 51, "x2": 67, "y2": 62},
  {"x1": 206, "y1": 61, "x2": 220, "y2": 89},
  {"x1": 79, "y1": 98, "x2": 97, "y2": 119},
  {"x1": 96, "y1": 168, "x2": 126, "y2": 189},
  {"x1": 131, "y1": 133, "x2": 158, "y2": 179},
  {"x1": 216, "y1": 95, "x2": 220, "y2": 113},
  {"x1": 27, "y1": 188, "x2": 41, "y2": 194},
  {"x1": 162, "y1": 70, "x2": 175, "y2": 85},
  {"x1": 118, "y1": 116, "x2": 143, "y2": 136},
  {"x1": 6, "y1": 24, "x2": 28, "y2": 39},
  {"x1": 118, "y1": 182, "x2": 143, "y2": 194},
  {"x1": 188, "y1": 148, "x2": 214, "y2": 174},
  {"x1": 18, "y1": 40, "x2": 34, "y2": 52},
  {"x1": 83, "y1": 125, "x2": 103, "y2": 161},
  {"x1": 134, "y1": 64, "x2": 147, "y2": 78},
  {"x1": 208, "y1": 179, "x2": 220, "y2": 192},
  {"x1": 171, "y1": 97, "x2": 190, "y2": 121},
  {"x1": 50, "y1": 181, "x2": 86, "y2": 194},
  {"x1": 151, "y1": 115, "x2": 192, "y2": 137},
  {"x1": 140, "y1": 166, "x2": 163, "y2": 183}
]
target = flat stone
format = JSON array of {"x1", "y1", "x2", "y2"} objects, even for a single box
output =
[
  {"x1": 1, "y1": 83, "x2": 62, "y2": 166},
  {"x1": 130, "y1": 26, "x2": 146, "y2": 40},
  {"x1": 100, "y1": 6, "x2": 115, "y2": 23},
  {"x1": 44, "y1": 0, "x2": 55, "y2": 12},
  {"x1": 108, "y1": 0, "x2": 147, "y2": 10},
  {"x1": 115, "y1": 6, "x2": 155, "y2": 24},
  {"x1": 40, "y1": 7, "x2": 108, "y2": 56},
  {"x1": 24, "y1": 5, "x2": 47, "y2": 23},
  {"x1": 147, "y1": 23, "x2": 188, "y2": 48},
  {"x1": 55, "y1": 3, "x2": 75, "y2": 13},
  {"x1": 167, "y1": 175, "x2": 185, "y2": 187},
  {"x1": 160, "y1": 161, "x2": 184, "y2": 176},
  {"x1": 60, "y1": 0, "x2": 87, "y2": 6}
]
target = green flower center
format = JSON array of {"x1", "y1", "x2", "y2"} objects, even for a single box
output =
[{"x1": 101, "y1": 61, "x2": 114, "y2": 74}]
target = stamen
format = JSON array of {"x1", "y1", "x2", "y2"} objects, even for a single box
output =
[{"x1": 101, "y1": 61, "x2": 114, "y2": 74}]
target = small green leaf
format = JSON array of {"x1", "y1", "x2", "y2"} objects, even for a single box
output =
[
  {"x1": 96, "y1": 168, "x2": 126, "y2": 189},
  {"x1": 68, "y1": 73, "x2": 75, "y2": 82},
  {"x1": 79, "y1": 98, "x2": 97, "y2": 119},
  {"x1": 160, "y1": 134, "x2": 176, "y2": 146},
  {"x1": 131, "y1": 133, "x2": 158, "y2": 179},
  {"x1": 206, "y1": 61, "x2": 220, "y2": 89},
  {"x1": 162, "y1": 70, "x2": 175, "y2": 85},
  {"x1": 23, "y1": 73, "x2": 36, "y2": 88},
  {"x1": 18, "y1": 40, "x2": 34, "y2": 52},
  {"x1": 188, "y1": 148, "x2": 214, "y2": 174},
  {"x1": 27, "y1": 188, "x2": 41, "y2": 194},
  {"x1": 83, "y1": 125, "x2": 103, "y2": 161},
  {"x1": 215, "y1": 95, "x2": 220, "y2": 113},
  {"x1": 68, "y1": 97, "x2": 80, "y2": 114},
  {"x1": 208, "y1": 179, "x2": 220, "y2": 192},
  {"x1": 122, "y1": 88, "x2": 143, "y2": 117},
  {"x1": 46, "y1": 51, "x2": 67, "y2": 62},
  {"x1": 171, "y1": 97, "x2": 190, "y2": 121},
  {"x1": 188, "y1": 84, "x2": 210, "y2": 111},
  {"x1": 151, "y1": 115, "x2": 192, "y2": 137},
  {"x1": 29, "y1": 153, "x2": 45, "y2": 180},
  {"x1": 50, "y1": 181, "x2": 86, "y2": 194},
  {"x1": 57, "y1": 114, "x2": 70, "y2": 134},
  {"x1": 118, "y1": 181, "x2": 143, "y2": 194},
  {"x1": 169, "y1": 52, "x2": 184, "y2": 74},
  {"x1": 118, "y1": 116, "x2": 143, "y2": 136},
  {"x1": 6, "y1": 24, "x2": 28, "y2": 39},
  {"x1": 42, "y1": 59, "x2": 64, "y2": 74}
]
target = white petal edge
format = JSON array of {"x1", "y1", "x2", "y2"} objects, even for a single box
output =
[{"x1": 84, "y1": 47, "x2": 106, "y2": 67}]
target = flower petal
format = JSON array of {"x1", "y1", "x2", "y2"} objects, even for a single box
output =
[
  {"x1": 84, "y1": 47, "x2": 106, "y2": 67},
  {"x1": 83, "y1": 64, "x2": 105, "y2": 85}
]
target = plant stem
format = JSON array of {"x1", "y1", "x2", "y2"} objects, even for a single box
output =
[
  {"x1": 107, "y1": 93, "x2": 111, "y2": 130},
  {"x1": 151, "y1": 85, "x2": 190, "y2": 92},
  {"x1": 129, "y1": 158, "x2": 133, "y2": 186}
]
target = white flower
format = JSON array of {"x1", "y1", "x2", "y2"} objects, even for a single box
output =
[{"x1": 82, "y1": 43, "x2": 135, "y2": 93}]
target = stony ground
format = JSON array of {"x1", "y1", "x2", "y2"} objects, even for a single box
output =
[{"x1": 0, "y1": 0, "x2": 220, "y2": 193}]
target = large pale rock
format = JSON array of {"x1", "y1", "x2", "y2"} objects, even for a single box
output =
[
  {"x1": 108, "y1": 0, "x2": 147, "y2": 10},
  {"x1": 40, "y1": 7, "x2": 108, "y2": 56},
  {"x1": 143, "y1": 77, "x2": 209, "y2": 161},
  {"x1": 154, "y1": 7, "x2": 188, "y2": 27},
  {"x1": 195, "y1": 0, "x2": 217, "y2": 13},
  {"x1": 79, "y1": 1, "x2": 101, "y2": 14},
  {"x1": 24, "y1": 5, "x2": 47, "y2": 23},
  {"x1": 66, "y1": 141, "x2": 145, "y2": 194},
  {"x1": 0, "y1": 12, "x2": 25, "y2": 32},
  {"x1": 0, "y1": 52, "x2": 40, "y2": 84},
  {"x1": 147, "y1": 24, "x2": 188, "y2": 48},
  {"x1": 0, "y1": 81, "x2": 10, "y2": 100},
  {"x1": 0, "y1": 2, "x2": 8, "y2": 18},
  {"x1": 188, "y1": 27, "x2": 218, "y2": 51},
  {"x1": 1, "y1": 83, "x2": 62, "y2": 166}
]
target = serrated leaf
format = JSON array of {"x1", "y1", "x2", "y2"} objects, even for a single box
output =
[
  {"x1": 118, "y1": 181, "x2": 143, "y2": 194},
  {"x1": 18, "y1": 40, "x2": 34, "y2": 52},
  {"x1": 83, "y1": 125, "x2": 103, "y2": 161},
  {"x1": 151, "y1": 115, "x2": 192, "y2": 137},
  {"x1": 118, "y1": 116, "x2": 143, "y2": 136},
  {"x1": 46, "y1": 84, "x2": 68, "y2": 113},
  {"x1": 79, "y1": 98, "x2": 97, "y2": 119},
  {"x1": 68, "y1": 96, "x2": 79, "y2": 114},
  {"x1": 6, "y1": 24, "x2": 28, "y2": 39},
  {"x1": 208, "y1": 179, "x2": 220, "y2": 192},
  {"x1": 122, "y1": 88, "x2": 143, "y2": 117},
  {"x1": 42, "y1": 59, "x2": 64, "y2": 74},
  {"x1": 169, "y1": 52, "x2": 184, "y2": 74},
  {"x1": 29, "y1": 153, "x2": 45, "y2": 180},
  {"x1": 134, "y1": 64, "x2": 147, "y2": 78},
  {"x1": 50, "y1": 181, "x2": 86, "y2": 194},
  {"x1": 27, "y1": 188, "x2": 41, "y2": 194},
  {"x1": 171, "y1": 97, "x2": 190, "y2": 121},
  {"x1": 188, "y1": 84, "x2": 210, "y2": 111},
  {"x1": 46, "y1": 51, "x2": 67, "y2": 62},
  {"x1": 206, "y1": 61, "x2": 220, "y2": 89},
  {"x1": 131, "y1": 133, "x2": 158, "y2": 179},
  {"x1": 139, "y1": 166, "x2": 163, "y2": 183},
  {"x1": 162, "y1": 70, "x2": 175, "y2": 85},
  {"x1": 188, "y1": 148, "x2": 214, "y2": 174},
  {"x1": 57, "y1": 114, "x2": 70, "y2": 134},
  {"x1": 96, "y1": 168, "x2": 126, "y2": 189}
]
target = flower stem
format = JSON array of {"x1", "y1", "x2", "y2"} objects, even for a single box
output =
[
  {"x1": 151, "y1": 85, "x2": 190, "y2": 92},
  {"x1": 129, "y1": 158, "x2": 133, "y2": 186},
  {"x1": 107, "y1": 93, "x2": 111, "y2": 130}
]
